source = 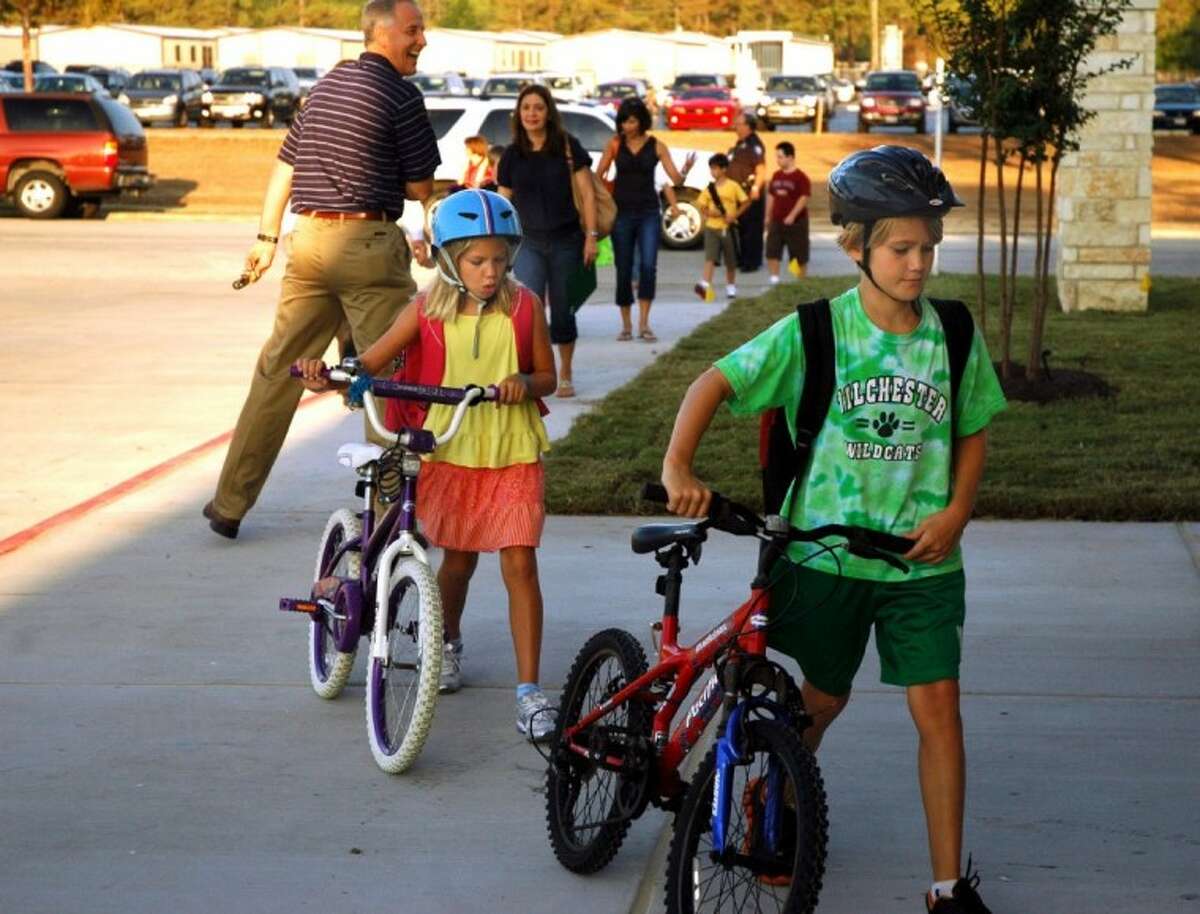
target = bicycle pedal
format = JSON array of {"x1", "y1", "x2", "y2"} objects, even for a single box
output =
[{"x1": 279, "y1": 597, "x2": 321, "y2": 614}]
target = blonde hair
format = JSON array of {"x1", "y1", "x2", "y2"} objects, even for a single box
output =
[
  {"x1": 464, "y1": 134, "x2": 488, "y2": 157},
  {"x1": 837, "y1": 216, "x2": 944, "y2": 254},
  {"x1": 422, "y1": 237, "x2": 517, "y2": 322}
]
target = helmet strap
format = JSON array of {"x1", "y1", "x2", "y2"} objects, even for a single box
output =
[{"x1": 435, "y1": 246, "x2": 501, "y2": 308}]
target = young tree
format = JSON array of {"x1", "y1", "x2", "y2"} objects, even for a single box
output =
[{"x1": 0, "y1": 0, "x2": 75, "y2": 89}]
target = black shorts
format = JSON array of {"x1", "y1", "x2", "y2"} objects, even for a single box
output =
[{"x1": 765, "y1": 218, "x2": 809, "y2": 264}]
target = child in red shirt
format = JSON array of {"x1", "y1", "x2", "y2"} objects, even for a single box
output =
[{"x1": 765, "y1": 141, "x2": 812, "y2": 284}]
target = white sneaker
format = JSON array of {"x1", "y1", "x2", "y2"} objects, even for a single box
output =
[
  {"x1": 439, "y1": 641, "x2": 463, "y2": 693},
  {"x1": 769, "y1": 274, "x2": 781, "y2": 286},
  {"x1": 516, "y1": 688, "x2": 558, "y2": 743},
  {"x1": 726, "y1": 284, "x2": 738, "y2": 299}
]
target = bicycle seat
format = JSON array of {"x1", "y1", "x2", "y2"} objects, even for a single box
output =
[
  {"x1": 337, "y1": 442, "x2": 384, "y2": 470},
  {"x1": 631, "y1": 522, "x2": 706, "y2": 555}
]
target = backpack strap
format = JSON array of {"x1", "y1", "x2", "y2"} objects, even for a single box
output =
[
  {"x1": 927, "y1": 298, "x2": 974, "y2": 438},
  {"x1": 511, "y1": 285, "x2": 549, "y2": 417},
  {"x1": 758, "y1": 297, "x2": 833, "y2": 514}
]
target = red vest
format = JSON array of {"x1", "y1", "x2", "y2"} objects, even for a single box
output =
[{"x1": 384, "y1": 284, "x2": 549, "y2": 431}]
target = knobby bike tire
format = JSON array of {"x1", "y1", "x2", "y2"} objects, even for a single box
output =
[
  {"x1": 308, "y1": 508, "x2": 361, "y2": 700},
  {"x1": 364, "y1": 557, "x2": 442, "y2": 774},
  {"x1": 546, "y1": 628, "x2": 650, "y2": 873},
  {"x1": 665, "y1": 718, "x2": 828, "y2": 914}
]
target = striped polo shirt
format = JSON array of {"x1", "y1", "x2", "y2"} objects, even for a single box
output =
[{"x1": 279, "y1": 52, "x2": 440, "y2": 219}]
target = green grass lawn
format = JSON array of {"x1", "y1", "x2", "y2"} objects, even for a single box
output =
[{"x1": 545, "y1": 275, "x2": 1200, "y2": 520}]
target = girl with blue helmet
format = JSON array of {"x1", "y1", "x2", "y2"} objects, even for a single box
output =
[{"x1": 295, "y1": 188, "x2": 561, "y2": 741}]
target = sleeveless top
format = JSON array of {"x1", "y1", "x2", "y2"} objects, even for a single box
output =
[
  {"x1": 424, "y1": 304, "x2": 550, "y2": 469},
  {"x1": 613, "y1": 135, "x2": 659, "y2": 213}
]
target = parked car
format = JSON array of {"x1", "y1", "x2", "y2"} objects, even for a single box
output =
[
  {"x1": 829, "y1": 76, "x2": 856, "y2": 105},
  {"x1": 0, "y1": 72, "x2": 23, "y2": 91},
  {"x1": 415, "y1": 96, "x2": 711, "y2": 249},
  {"x1": 198, "y1": 68, "x2": 220, "y2": 90},
  {"x1": 755, "y1": 74, "x2": 823, "y2": 130},
  {"x1": 65, "y1": 65, "x2": 130, "y2": 95},
  {"x1": 666, "y1": 86, "x2": 739, "y2": 131},
  {"x1": 463, "y1": 76, "x2": 485, "y2": 97},
  {"x1": 944, "y1": 73, "x2": 979, "y2": 133},
  {"x1": 1152, "y1": 84, "x2": 1200, "y2": 134},
  {"x1": 205, "y1": 66, "x2": 300, "y2": 128},
  {"x1": 4, "y1": 60, "x2": 56, "y2": 75},
  {"x1": 858, "y1": 69, "x2": 927, "y2": 133},
  {"x1": 478, "y1": 73, "x2": 541, "y2": 99},
  {"x1": 119, "y1": 69, "x2": 206, "y2": 127},
  {"x1": 35, "y1": 73, "x2": 109, "y2": 96},
  {"x1": 539, "y1": 72, "x2": 589, "y2": 103},
  {"x1": 664, "y1": 72, "x2": 729, "y2": 110},
  {"x1": 410, "y1": 71, "x2": 469, "y2": 97},
  {"x1": 293, "y1": 66, "x2": 326, "y2": 103},
  {"x1": 0, "y1": 92, "x2": 153, "y2": 218},
  {"x1": 594, "y1": 79, "x2": 649, "y2": 115}
]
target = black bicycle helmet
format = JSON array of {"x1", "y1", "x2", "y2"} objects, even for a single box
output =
[{"x1": 828, "y1": 145, "x2": 963, "y2": 226}]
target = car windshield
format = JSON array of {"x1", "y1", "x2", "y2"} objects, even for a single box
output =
[
  {"x1": 673, "y1": 76, "x2": 717, "y2": 89},
  {"x1": 35, "y1": 75, "x2": 89, "y2": 91},
  {"x1": 1156, "y1": 87, "x2": 1197, "y2": 104},
  {"x1": 219, "y1": 69, "x2": 269, "y2": 87},
  {"x1": 414, "y1": 75, "x2": 447, "y2": 90},
  {"x1": 680, "y1": 88, "x2": 726, "y2": 100},
  {"x1": 598, "y1": 84, "x2": 635, "y2": 99},
  {"x1": 545, "y1": 77, "x2": 573, "y2": 89},
  {"x1": 294, "y1": 68, "x2": 320, "y2": 79},
  {"x1": 866, "y1": 72, "x2": 921, "y2": 92},
  {"x1": 766, "y1": 76, "x2": 818, "y2": 93},
  {"x1": 98, "y1": 96, "x2": 144, "y2": 135},
  {"x1": 130, "y1": 73, "x2": 181, "y2": 91},
  {"x1": 485, "y1": 77, "x2": 530, "y2": 95}
]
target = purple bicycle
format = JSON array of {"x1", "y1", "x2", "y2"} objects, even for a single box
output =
[{"x1": 280, "y1": 358, "x2": 497, "y2": 774}]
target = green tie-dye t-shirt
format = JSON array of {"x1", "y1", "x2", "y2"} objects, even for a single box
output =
[{"x1": 715, "y1": 287, "x2": 1007, "y2": 582}]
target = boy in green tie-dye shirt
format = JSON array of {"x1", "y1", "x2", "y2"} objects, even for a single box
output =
[{"x1": 661, "y1": 147, "x2": 1005, "y2": 914}]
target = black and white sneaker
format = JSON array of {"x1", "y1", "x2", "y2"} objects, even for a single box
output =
[{"x1": 927, "y1": 860, "x2": 992, "y2": 914}]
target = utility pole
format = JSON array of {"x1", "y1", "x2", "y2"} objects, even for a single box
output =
[{"x1": 869, "y1": 0, "x2": 879, "y2": 70}]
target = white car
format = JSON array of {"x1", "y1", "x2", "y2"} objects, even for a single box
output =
[{"x1": 419, "y1": 96, "x2": 710, "y2": 249}]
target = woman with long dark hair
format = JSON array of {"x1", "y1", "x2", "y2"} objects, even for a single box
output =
[
  {"x1": 497, "y1": 84, "x2": 597, "y2": 398},
  {"x1": 594, "y1": 96, "x2": 693, "y2": 343}
]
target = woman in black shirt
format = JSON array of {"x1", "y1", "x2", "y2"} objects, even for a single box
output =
[
  {"x1": 593, "y1": 96, "x2": 693, "y2": 343},
  {"x1": 497, "y1": 85, "x2": 597, "y2": 399}
]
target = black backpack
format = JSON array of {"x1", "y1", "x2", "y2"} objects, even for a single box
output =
[{"x1": 759, "y1": 297, "x2": 975, "y2": 514}]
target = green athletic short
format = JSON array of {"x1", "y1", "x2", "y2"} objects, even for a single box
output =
[{"x1": 766, "y1": 561, "x2": 966, "y2": 696}]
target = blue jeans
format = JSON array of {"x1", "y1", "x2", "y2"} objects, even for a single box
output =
[
  {"x1": 611, "y1": 209, "x2": 660, "y2": 306},
  {"x1": 514, "y1": 230, "x2": 582, "y2": 345}
]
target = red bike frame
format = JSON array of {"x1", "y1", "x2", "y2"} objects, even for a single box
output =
[{"x1": 562, "y1": 579, "x2": 772, "y2": 801}]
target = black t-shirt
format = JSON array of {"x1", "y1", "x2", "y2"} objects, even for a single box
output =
[{"x1": 497, "y1": 133, "x2": 592, "y2": 236}]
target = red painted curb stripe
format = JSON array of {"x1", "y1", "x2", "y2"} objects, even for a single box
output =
[{"x1": 0, "y1": 393, "x2": 331, "y2": 559}]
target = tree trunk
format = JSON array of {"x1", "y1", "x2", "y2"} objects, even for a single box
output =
[
  {"x1": 1030, "y1": 156, "x2": 1060, "y2": 381},
  {"x1": 21, "y1": 11, "x2": 34, "y2": 92},
  {"x1": 1030, "y1": 156, "x2": 1046, "y2": 382},
  {"x1": 977, "y1": 131, "x2": 989, "y2": 335},
  {"x1": 1008, "y1": 151, "x2": 1027, "y2": 328},
  {"x1": 994, "y1": 142, "x2": 1011, "y2": 379}
]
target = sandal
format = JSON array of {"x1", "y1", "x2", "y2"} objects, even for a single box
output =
[
  {"x1": 638, "y1": 328, "x2": 658, "y2": 343},
  {"x1": 616, "y1": 329, "x2": 633, "y2": 341},
  {"x1": 557, "y1": 379, "x2": 576, "y2": 398}
]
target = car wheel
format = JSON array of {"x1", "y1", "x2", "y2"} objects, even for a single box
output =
[
  {"x1": 175, "y1": 105, "x2": 188, "y2": 128},
  {"x1": 948, "y1": 118, "x2": 959, "y2": 134},
  {"x1": 231, "y1": 121, "x2": 244, "y2": 129},
  {"x1": 857, "y1": 119, "x2": 869, "y2": 133},
  {"x1": 916, "y1": 118, "x2": 927, "y2": 134},
  {"x1": 762, "y1": 119, "x2": 776, "y2": 131},
  {"x1": 264, "y1": 105, "x2": 276, "y2": 128},
  {"x1": 14, "y1": 171, "x2": 68, "y2": 219},
  {"x1": 661, "y1": 195, "x2": 703, "y2": 251}
]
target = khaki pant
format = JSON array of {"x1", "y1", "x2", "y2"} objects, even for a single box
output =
[{"x1": 213, "y1": 216, "x2": 416, "y2": 520}]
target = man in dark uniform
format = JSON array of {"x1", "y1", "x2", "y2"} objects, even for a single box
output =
[{"x1": 726, "y1": 112, "x2": 767, "y2": 272}]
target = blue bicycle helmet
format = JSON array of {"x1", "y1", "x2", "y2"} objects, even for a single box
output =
[{"x1": 430, "y1": 189, "x2": 522, "y2": 299}]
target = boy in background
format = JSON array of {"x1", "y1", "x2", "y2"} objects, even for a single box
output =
[
  {"x1": 694, "y1": 153, "x2": 751, "y2": 302},
  {"x1": 765, "y1": 140, "x2": 812, "y2": 285}
]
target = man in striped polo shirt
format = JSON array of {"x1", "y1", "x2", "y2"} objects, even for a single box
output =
[{"x1": 204, "y1": 0, "x2": 440, "y2": 539}]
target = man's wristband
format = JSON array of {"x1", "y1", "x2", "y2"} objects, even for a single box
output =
[{"x1": 257, "y1": 233, "x2": 279, "y2": 245}]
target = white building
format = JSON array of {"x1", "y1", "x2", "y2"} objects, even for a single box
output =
[
  {"x1": 417, "y1": 28, "x2": 555, "y2": 76},
  {"x1": 37, "y1": 24, "x2": 227, "y2": 72},
  {"x1": 216, "y1": 27, "x2": 361, "y2": 71},
  {"x1": 544, "y1": 28, "x2": 730, "y2": 90},
  {"x1": 881, "y1": 24, "x2": 904, "y2": 70},
  {"x1": 729, "y1": 30, "x2": 835, "y2": 78}
]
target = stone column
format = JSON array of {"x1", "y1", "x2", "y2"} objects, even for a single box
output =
[{"x1": 1055, "y1": 0, "x2": 1157, "y2": 313}]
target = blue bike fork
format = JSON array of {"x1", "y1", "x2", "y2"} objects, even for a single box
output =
[{"x1": 712, "y1": 702, "x2": 784, "y2": 855}]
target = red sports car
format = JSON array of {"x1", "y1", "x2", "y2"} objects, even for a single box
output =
[{"x1": 666, "y1": 87, "x2": 739, "y2": 131}]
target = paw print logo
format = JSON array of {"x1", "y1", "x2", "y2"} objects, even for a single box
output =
[{"x1": 872, "y1": 411, "x2": 900, "y2": 438}]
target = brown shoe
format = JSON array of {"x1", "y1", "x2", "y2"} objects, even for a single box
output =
[{"x1": 202, "y1": 501, "x2": 240, "y2": 539}]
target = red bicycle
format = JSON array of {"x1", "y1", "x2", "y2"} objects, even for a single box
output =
[{"x1": 543, "y1": 484, "x2": 911, "y2": 914}]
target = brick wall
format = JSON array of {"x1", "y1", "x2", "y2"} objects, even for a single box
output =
[{"x1": 1055, "y1": 0, "x2": 1158, "y2": 312}]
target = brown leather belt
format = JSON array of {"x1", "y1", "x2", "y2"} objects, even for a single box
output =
[{"x1": 295, "y1": 209, "x2": 390, "y2": 222}]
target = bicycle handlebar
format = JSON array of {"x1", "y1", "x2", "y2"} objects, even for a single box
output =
[
  {"x1": 641, "y1": 482, "x2": 914, "y2": 571},
  {"x1": 289, "y1": 362, "x2": 499, "y2": 450}
]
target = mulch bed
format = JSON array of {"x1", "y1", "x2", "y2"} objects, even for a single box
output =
[{"x1": 995, "y1": 360, "x2": 1117, "y2": 403}]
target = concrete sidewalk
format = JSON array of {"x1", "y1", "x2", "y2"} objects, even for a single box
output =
[{"x1": 1, "y1": 405, "x2": 1197, "y2": 913}]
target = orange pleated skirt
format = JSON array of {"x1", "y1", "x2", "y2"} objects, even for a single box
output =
[{"x1": 416, "y1": 460, "x2": 545, "y2": 552}]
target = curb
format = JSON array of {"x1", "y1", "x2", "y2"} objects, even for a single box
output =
[{"x1": 1177, "y1": 522, "x2": 1200, "y2": 574}]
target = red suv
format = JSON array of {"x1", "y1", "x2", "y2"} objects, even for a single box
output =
[
  {"x1": 0, "y1": 92, "x2": 153, "y2": 218},
  {"x1": 857, "y1": 70, "x2": 928, "y2": 134}
]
